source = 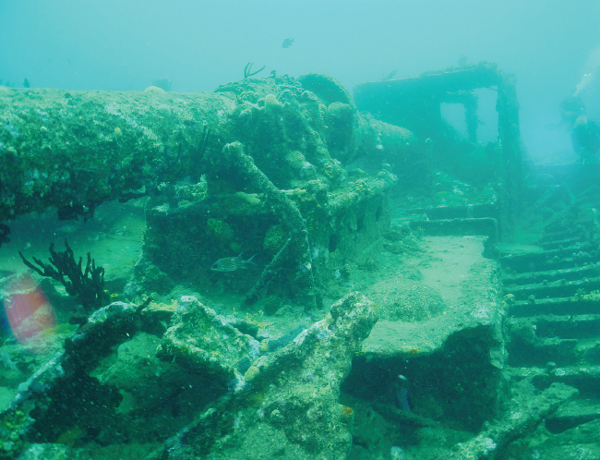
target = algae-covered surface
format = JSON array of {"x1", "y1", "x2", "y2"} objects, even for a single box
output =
[
  {"x1": 363, "y1": 235, "x2": 500, "y2": 357},
  {"x1": 0, "y1": 70, "x2": 581, "y2": 460}
]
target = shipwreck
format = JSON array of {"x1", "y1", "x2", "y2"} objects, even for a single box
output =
[{"x1": 0, "y1": 63, "x2": 595, "y2": 459}]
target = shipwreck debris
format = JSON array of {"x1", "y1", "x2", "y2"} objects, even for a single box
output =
[{"x1": 149, "y1": 291, "x2": 379, "y2": 460}]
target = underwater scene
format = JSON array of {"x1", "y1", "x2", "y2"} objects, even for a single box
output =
[{"x1": 2, "y1": 1, "x2": 600, "y2": 459}]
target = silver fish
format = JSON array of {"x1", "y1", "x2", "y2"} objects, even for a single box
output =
[
  {"x1": 210, "y1": 253, "x2": 257, "y2": 272},
  {"x1": 282, "y1": 38, "x2": 294, "y2": 48}
]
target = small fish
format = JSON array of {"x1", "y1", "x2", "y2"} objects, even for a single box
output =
[
  {"x1": 43, "y1": 323, "x2": 78, "y2": 337},
  {"x1": 23, "y1": 78, "x2": 30, "y2": 88},
  {"x1": 384, "y1": 70, "x2": 397, "y2": 80},
  {"x1": 211, "y1": 253, "x2": 257, "y2": 272},
  {"x1": 282, "y1": 38, "x2": 294, "y2": 48}
]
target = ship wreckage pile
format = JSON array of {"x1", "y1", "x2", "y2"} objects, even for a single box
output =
[{"x1": 0, "y1": 65, "x2": 580, "y2": 459}]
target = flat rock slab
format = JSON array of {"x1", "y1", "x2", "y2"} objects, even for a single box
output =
[{"x1": 364, "y1": 236, "x2": 501, "y2": 357}]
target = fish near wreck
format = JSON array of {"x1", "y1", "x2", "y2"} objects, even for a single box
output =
[{"x1": 211, "y1": 253, "x2": 257, "y2": 272}]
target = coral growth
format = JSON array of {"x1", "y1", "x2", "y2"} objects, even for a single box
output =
[{"x1": 19, "y1": 241, "x2": 108, "y2": 313}]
